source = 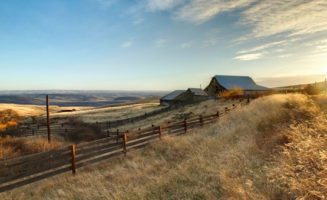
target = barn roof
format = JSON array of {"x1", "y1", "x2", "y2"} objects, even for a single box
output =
[
  {"x1": 188, "y1": 88, "x2": 208, "y2": 96},
  {"x1": 160, "y1": 90, "x2": 185, "y2": 101},
  {"x1": 214, "y1": 75, "x2": 270, "y2": 90}
]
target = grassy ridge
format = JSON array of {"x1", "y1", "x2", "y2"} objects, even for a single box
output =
[{"x1": 1, "y1": 94, "x2": 326, "y2": 199}]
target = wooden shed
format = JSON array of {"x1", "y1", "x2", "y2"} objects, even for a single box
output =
[
  {"x1": 160, "y1": 90, "x2": 186, "y2": 106},
  {"x1": 205, "y1": 75, "x2": 270, "y2": 98},
  {"x1": 176, "y1": 88, "x2": 208, "y2": 103},
  {"x1": 160, "y1": 88, "x2": 208, "y2": 106}
]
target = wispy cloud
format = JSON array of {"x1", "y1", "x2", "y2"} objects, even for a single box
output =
[
  {"x1": 155, "y1": 39, "x2": 167, "y2": 47},
  {"x1": 234, "y1": 53, "x2": 263, "y2": 61},
  {"x1": 133, "y1": 17, "x2": 144, "y2": 25},
  {"x1": 146, "y1": 0, "x2": 185, "y2": 11},
  {"x1": 241, "y1": 0, "x2": 327, "y2": 39},
  {"x1": 202, "y1": 38, "x2": 219, "y2": 47},
  {"x1": 238, "y1": 40, "x2": 285, "y2": 54},
  {"x1": 93, "y1": 0, "x2": 117, "y2": 8},
  {"x1": 180, "y1": 41, "x2": 193, "y2": 49},
  {"x1": 278, "y1": 54, "x2": 293, "y2": 58},
  {"x1": 175, "y1": 0, "x2": 254, "y2": 24},
  {"x1": 122, "y1": 41, "x2": 133, "y2": 48}
]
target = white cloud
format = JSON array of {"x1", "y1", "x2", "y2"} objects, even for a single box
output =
[
  {"x1": 155, "y1": 39, "x2": 167, "y2": 47},
  {"x1": 278, "y1": 54, "x2": 293, "y2": 58},
  {"x1": 241, "y1": 0, "x2": 327, "y2": 39},
  {"x1": 180, "y1": 41, "x2": 193, "y2": 48},
  {"x1": 238, "y1": 40, "x2": 285, "y2": 54},
  {"x1": 147, "y1": 0, "x2": 185, "y2": 11},
  {"x1": 203, "y1": 38, "x2": 219, "y2": 47},
  {"x1": 122, "y1": 41, "x2": 132, "y2": 48},
  {"x1": 133, "y1": 17, "x2": 144, "y2": 25},
  {"x1": 234, "y1": 53, "x2": 263, "y2": 61},
  {"x1": 175, "y1": 0, "x2": 254, "y2": 23}
]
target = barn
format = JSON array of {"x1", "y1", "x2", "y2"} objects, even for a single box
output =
[
  {"x1": 204, "y1": 75, "x2": 270, "y2": 98},
  {"x1": 160, "y1": 88, "x2": 208, "y2": 106}
]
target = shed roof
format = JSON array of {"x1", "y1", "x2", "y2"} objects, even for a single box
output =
[
  {"x1": 188, "y1": 88, "x2": 208, "y2": 96},
  {"x1": 161, "y1": 90, "x2": 185, "y2": 101},
  {"x1": 214, "y1": 75, "x2": 270, "y2": 90}
]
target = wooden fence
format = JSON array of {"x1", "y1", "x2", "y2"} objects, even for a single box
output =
[
  {"x1": 0, "y1": 105, "x2": 178, "y2": 138},
  {"x1": 0, "y1": 103, "x2": 244, "y2": 192}
]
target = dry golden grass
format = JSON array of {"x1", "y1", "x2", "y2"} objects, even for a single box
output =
[
  {"x1": 115, "y1": 99, "x2": 239, "y2": 131},
  {"x1": 51, "y1": 103, "x2": 161, "y2": 123},
  {"x1": 0, "y1": 103, "x2": 91, "y2": 118},
  {"x1": 1, "y1": 94, "x2": 326, "y2": 199},
  {"x1": 0, "y1": 136, "x2": 62, "y2": 159}
]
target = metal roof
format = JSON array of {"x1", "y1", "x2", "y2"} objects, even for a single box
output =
[
  {"x1": 188, "y1": 88, "x2": 208, "y2": 96},
  {"x1": 161, "y1": 90, "x2": 185, "y2": 101},
  {"x1": 214, "y1": 75, "x2": 270, "y2": 90}
]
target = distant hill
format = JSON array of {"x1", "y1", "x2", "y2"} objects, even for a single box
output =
[
  {"x1": 0, "y1": 90, "x2": 167, "y2": 107},
  {"x1": 273, "y1": 80, "x2": 327, "y2": 92}
]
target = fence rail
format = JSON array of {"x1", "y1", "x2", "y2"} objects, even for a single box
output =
[
  {"x1": 0, "y1": 102, "x2": 246, "y2": 192},
  {"x1": 1, "y1": 105, "x2": 178, "y2": 138}
]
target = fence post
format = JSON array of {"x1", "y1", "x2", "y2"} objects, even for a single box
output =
[
  {"x1": 123, "y1": 133, "x2": 127, "y2": 156},
  {"x1": 46, "y1": 95, "x2": 51, "y2": 143},
  {"x1": 116, "y1": 129, "x2": 119, "y2": 143},
  {"x1": 184, "y1": 120, "x2": 188, "y2": 134},
  {"x1": 199, "y1": 115, "x2": 203, "y2": 126},
  {"x1": 71, "y1": 145, "x2": 76, "y2": 175},
  {"x1": 158, "y1": 125, "x2": 162, "y2": 139}
]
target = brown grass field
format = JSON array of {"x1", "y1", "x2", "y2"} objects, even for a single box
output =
[{"x1": 0, "y1": 94, "x2": 326, "y2": 199}]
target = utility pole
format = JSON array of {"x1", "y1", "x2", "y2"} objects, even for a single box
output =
[{"x1": 46, "y1": 95, "x2": 51, "y2": 143}]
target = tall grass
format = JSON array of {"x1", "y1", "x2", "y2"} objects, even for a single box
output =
[
  {"x1": 0, "y1": 136, "x2": 62, "y2": 159},
  {"x1": 1, "y1": 94, "x2": 326, "y2": 199}
]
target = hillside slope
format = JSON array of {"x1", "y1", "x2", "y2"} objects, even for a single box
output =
[{"x1": 1, "y1": 94, "x2": 326, "y2": 199}]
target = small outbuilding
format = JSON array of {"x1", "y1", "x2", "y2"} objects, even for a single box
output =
[
  {"x1": 205, "y1": 75, "x2": 270, "y2": 97},
  {"x1": 160, "y1": 88, "x2": 208, "y2": 106},
  {"x1": 176, "y1": 88, "x2": 208, "y2": 103},
  {"x1": 160, "y1": 90, "x2": 186, "y2": 106}
]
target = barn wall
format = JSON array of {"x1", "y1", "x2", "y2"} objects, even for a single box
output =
[{"x1": 205, "y1": 78, "x2": 226, "y2": 97}]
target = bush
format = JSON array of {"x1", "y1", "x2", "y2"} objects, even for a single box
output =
[
  {"x1": 0, "y1": 109, "x2": 21, "y2": 131},
  {"x1": 62, "y1": 123, "x2": 102, "y2": 143},
  {"x1": 220, "y1": 86, "x2": 244, "y2": 99},
  {"x1": 305, "y1": 84, "x2": 321, "y2": 95}
]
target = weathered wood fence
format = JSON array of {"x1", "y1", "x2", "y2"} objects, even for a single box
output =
[
  {"x1": 0, "y1": 103, "x2": 244, "y2": 192},
  {"x1": 1, "y1": 105, "x2": 177, "y2": 138}
]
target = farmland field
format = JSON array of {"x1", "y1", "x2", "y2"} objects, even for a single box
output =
[{"x1": 1, "y1": 94, "x2": 326, "y2": 199}]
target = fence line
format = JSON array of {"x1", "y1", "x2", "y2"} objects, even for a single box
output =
[
  {"x1": 1, "y1": 105, "x2": 179, "y2": 138},
  {"x1": 0, "y1": 102, "x2": 247, "y2": 192}
]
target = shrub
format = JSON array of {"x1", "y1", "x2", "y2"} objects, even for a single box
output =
[
  {"x1": 219, "y1": 86, "x2": 244, "y2": 99},
  {"x1": 62, "y1": 123, "x2": 102, "y2": 143},
  {"x1": 304, "y1": 84, "x2": 321, "y2": 95},
  {"x1": 0, "y1": 109, "x2": 21, "y2": 131}
]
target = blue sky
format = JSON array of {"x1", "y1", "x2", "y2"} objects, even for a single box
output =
[{"x1": 0, "y1": 0, "x2": 326, "y2": 90}]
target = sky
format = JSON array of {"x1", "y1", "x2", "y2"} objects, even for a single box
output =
[{"x1": 0, "y1": 0, "x2": 326, "y2": 91}]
